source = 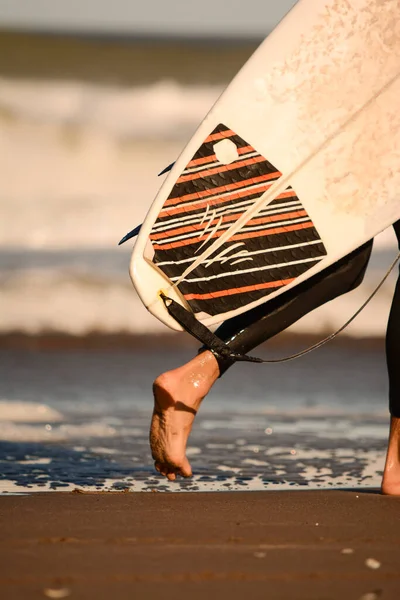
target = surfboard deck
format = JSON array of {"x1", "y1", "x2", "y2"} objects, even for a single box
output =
[{"x1": 130, "y1": 0, "x2": 400, "y2": 332}]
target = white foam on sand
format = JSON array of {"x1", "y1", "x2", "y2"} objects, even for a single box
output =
[
  {"x1": 0, "y1": 454, "x2": 384, "y2": 495},
  {"x1": 16, "y1": 458, "x2": 52, "y2": 465}
]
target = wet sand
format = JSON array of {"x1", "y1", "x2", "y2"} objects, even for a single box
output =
[{"x1": 1, "y1": 491, "x2": 400, "y2": 599}]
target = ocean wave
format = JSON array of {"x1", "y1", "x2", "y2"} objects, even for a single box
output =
[
  {"x1": 0, "y1": 401, "x2": 63, "y2": 423},
  {"x1": 0, "y1": 77, "x2": 218, "y2": 248},
  {"x1": 0, "y1": 77, "x2": 222, "y2": 139},
  {"x1": 1, "y1": 78, "x2": 398, "y2": 251},
  {"x1": 0, "y1": 268, "x2": 158, "y2": 335},
  {"x1": 0, "y1": 257, "x2": 396, "y2": 336},
  {"x1": 0, "y1": 421, "x2": 119, "y2": 443}
]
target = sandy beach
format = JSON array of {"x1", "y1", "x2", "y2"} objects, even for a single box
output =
[{"x1": 0, "y1": 490, "x2": 399, "y2": 599}]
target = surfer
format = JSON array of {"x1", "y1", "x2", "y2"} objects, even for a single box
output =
[{"x1": 150, "y1": 222, "x2": 400, "y2": 495}]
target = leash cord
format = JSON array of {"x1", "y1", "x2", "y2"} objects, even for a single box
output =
[{"x1": 161, "y1": 250, "x2": 400, "y2": 364}]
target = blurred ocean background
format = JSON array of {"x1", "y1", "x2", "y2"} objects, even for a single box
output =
[
  {"x1": 1, "y1": 19, "x2": 399, "y2": 338},
  {"x1": 0, "y1": 1, "x2": 397, "y2": 492}
]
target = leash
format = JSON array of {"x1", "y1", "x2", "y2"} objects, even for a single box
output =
[{"x1": 161, "y1": 250, "x2": 400, "y2": 364}]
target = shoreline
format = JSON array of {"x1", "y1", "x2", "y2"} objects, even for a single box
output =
[{"x1": 0, "y1": 331, "x2": 386, "y2": 351}]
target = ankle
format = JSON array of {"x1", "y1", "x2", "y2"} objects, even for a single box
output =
[
  {"x1": 382, "y1": 417, "x2": 400, "y2": 481},
  {"x1": 388, "y1": 416, "x2": 400, "y2": 455}
]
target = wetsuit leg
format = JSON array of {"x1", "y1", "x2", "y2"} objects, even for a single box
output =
[
  {"x1": 202, "y1": 240, "x2": 373, "y2": 376},
  {"x1": 386, "y1": 220, "x2": 400, "y2": 418}
]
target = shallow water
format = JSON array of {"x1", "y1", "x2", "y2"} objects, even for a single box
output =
[{"x1": 0, "y1": 343, "x2": 390, "y2": 493}]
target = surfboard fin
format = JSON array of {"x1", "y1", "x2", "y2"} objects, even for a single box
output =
[
  {"x1": 118, "y1": 161, "x2": 175, "y2": 245},
  {"x1": 158, "y1": 162, "x2": 175, "y2": 176},
  {"x1": 119, "y1": 161, "x2": 175, "y2": 245},
  {"x1": 118, "y1": 224, "x2": 142, "y2": 246}
]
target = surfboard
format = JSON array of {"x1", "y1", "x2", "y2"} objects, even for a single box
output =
[{"x1": 129, "y1": 0, "x2": 400, "y2": 332}]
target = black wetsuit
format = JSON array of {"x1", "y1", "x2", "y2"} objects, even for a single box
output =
[{"x1": 201, "y1": 221, "x2": 400, "y2": 418}]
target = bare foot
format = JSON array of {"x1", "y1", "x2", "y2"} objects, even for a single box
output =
[
  {"x1": 150, "y1": 350, "x2": 220, "y2": 481},
  {"x1": 381, "y1": 416, "x2": 400, "y2": 495}
]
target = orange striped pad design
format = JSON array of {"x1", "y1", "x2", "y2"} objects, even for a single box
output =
[{"x1": 150, "y1": 123, "x2": 327, "y2": 317}]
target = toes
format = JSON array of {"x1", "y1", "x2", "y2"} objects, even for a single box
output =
[
  {"x1": 154, "y1": 459, "x2": 191, "y2": 481},
  {"x1": 155, "y1": 462, "x2": 168, "y2": 477},
  {"x1": 155, "y1": 462, "x2": 173, "y2": 480},
  {"x1": 179, "y1": 457, "x2": 192, "y2": 478}
]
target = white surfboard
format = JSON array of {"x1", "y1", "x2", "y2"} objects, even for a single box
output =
[{"x1": 130, "y1": 0, "x2": 400, "y2": 332}]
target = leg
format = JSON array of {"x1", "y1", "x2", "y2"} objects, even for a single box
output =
[
  {"x1": 382, "y1": 221, "x2": 400, "y2": 495},
  {"x1": 151, "y1": 241, "x2": 373, "y2": 480},
  {"x1": 381, "y1": 418, "x2": 400, "y2": 495}
]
